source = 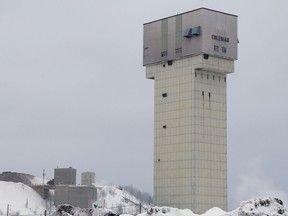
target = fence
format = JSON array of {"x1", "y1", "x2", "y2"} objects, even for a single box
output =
[
  {"x1": 109, "y1": 203, "x2": 149, "y2": 215},
  {"x1": 1, "y1": 202, "x2": 149, "y2": 216},
  {"x1": 1, "y1": 204, "x2": 50, "y2": 216}
]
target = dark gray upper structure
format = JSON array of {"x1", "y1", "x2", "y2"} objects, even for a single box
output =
[{"x1": 143, "y1": 8, "x2": 237, "y2": 66}]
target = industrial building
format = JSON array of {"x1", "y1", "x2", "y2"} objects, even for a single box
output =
[
  {"x1": 53, "y1": 168, "x2": 97, "y2": 209},
  {"x1": 0, "y1": 169, "x2": 97, "y2": 209},
  {"x1": 54, "y1": 167, "x2": 76, "y2": 185},
  {"x1": 54, "y1": 185, "x2": 97, "y2": 209},
  {"x1": 143, "y1": 8, "x2": 238, "y2": 213},
  {"x1": 81, "y1": 172, "x2": 95, "y2": 186}
]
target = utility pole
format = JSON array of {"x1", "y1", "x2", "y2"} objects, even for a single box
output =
[
  {"x1": 139, "y1": 203, "x2": 142, "y2": 214},
  {"x1": 7, "y1": 204, "x2": 9, "y2": 216},
  {"x1": 43, "y1": 169, "x2": 46, "y2": 185}
]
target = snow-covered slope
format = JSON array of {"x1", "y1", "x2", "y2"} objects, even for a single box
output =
[
  {"x1": 0, "y1": 181, "x2": 46, "y2": 215},
  {"x1": 96, "y1": 184, "x2": 151, "y2": 215}
]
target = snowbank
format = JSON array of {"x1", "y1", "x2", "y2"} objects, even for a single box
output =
[
  {"x1": 138, "y1": 197, "x2": 287, "y2": 216},
  {"x1": 227, "y1": 197, "x2": 287, "y2": 216},
  {"x1": 0, "y1": 181, "x2": 46, "y2": 215}
]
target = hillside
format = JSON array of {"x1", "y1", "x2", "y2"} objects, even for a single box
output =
[{"x1": 95, "y1": 184, "x2": 151, "y2": 215}]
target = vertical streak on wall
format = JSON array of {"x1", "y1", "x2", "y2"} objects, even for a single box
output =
[
  {"x1": 175, "y1": 15, "x2": 182, "y2": 49},
  {"x1": 161, "y1": 19, "x2": 168, "y2": 53}
]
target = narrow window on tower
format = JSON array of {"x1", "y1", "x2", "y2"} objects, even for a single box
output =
[
  {"x1": 209, "y1": 92, "x2": 211, "y2": 109},
  {"x1": 224, "y1": 77, "x2": 226, "y2": 82},
  {"x1": 222, "y1": 47, "x2": 227, "y2": 53},
  {"x1": 202, "y1": 91, "x2": 204, "y2": 107},
  {"x1": 207, "y1": 74, "x2": 209, "y2": 79},
  {"x1": 214, "y1": 45, "x2": 219, "y2": 52}
]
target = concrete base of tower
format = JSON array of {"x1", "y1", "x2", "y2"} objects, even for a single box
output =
[{"x1": 147, "y1": 54, "x2": 233, "y2": 214}]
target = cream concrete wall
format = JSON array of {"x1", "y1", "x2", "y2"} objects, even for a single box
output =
[{"x1": 147, "y1": 55, "x2": 234, "y2": 214}]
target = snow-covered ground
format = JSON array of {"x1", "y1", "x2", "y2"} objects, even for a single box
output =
[
  {"x1": 52, "y1": 197, "x2": 287, "y2": 216},
  {"x1": 1, "y1": 180, "x2": 287, "y2": 216},
  {"x1": 0, "y1": 181, "x2": 46, "y2": 215},
  {"x1": 138, "y1": 197, "x2": 287, "y2": 216}
]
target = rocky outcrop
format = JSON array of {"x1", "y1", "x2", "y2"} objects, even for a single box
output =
[{"x1": 229, "y1": 197, "x2": 287, "y2": 216}]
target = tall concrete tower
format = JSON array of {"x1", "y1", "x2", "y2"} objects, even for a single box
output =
[{"x1": 143, "y1": 8, "x2": 237, "y2": 213}]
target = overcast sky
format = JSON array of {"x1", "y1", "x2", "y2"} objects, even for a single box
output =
[{"x1": 0, "y1": 0, "x2": 288, "y2": 210}]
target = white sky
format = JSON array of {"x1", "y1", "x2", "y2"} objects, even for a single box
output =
[{"x1": 0, "y1": 0, "x2": 288, "y2": 210}]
